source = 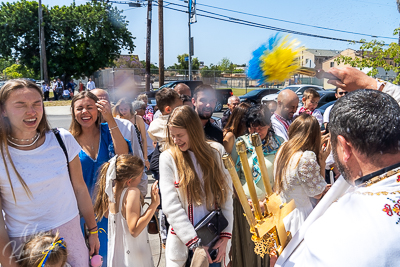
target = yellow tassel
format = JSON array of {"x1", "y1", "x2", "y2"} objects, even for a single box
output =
[{"x1": 260, "y1": 36, "x2": 304, "y2": 83}]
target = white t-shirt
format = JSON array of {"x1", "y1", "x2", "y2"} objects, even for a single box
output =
[
  {"x1": 0, "y1": 128, "x2": 81, "y2": 237},
  {"x1": 323, "y1": 105, "x2": 333, "y2": 124},
  {"x1": 87, "y1": 81, "x2": 95, "y2": 90}
]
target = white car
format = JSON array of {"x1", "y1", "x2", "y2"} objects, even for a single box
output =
[{"x1": 261, "y1": 84, "x2": 324, "y2": 103}]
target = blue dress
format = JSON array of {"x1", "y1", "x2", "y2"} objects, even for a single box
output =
[{"x1": 79, "y1": 123, "x2": 131, "y2": 265}]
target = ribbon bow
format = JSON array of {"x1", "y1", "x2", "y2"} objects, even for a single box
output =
[
  {"x1": 37, "y1": 238, "x2": 66, "y2": 267},
  {"x1": 105, "y1": 155, "x2": 118, "y2": 203}
]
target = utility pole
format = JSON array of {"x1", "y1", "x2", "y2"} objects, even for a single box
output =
[
  {"x1": 145, "y1": 0, "x2": 152, "y2": 91},
  {"x1": 158, "y1": 0, "x2": 164, "y2": 87},
  {"x1": 188, "y1": 1, "x2": 192, "y2": 80},
  {"x1": 38, "y1": 0, "x2": 48, "y2": 82}
]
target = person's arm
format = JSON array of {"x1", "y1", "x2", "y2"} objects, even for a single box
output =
[
  {"x1": 96, "y1": 99, "x2": 129, "y2": 155},
  {"x1": 327, "y1": 67, "x2": 377, "y2": 92},
  {"x1": 223, "y1": 132, "x2": 235, "y2": 154},
  {"x1": 0, "y1": 198, "x2": 18, "y2": 267},
  {"x1": 159, "y1": 152, "x2": 199, "y2": 247},
  {"x1": 126, "y1": 182, "x2": 159, "y2": 237},
  {"x1": 297, "y1": 151, "x2": 328, "y2": 200},
  {"x1": 69, "y1": 156, "x2": 100, "y2": 256},
  {"x1": 136, "y1": 116, "x2": 150, "y2": 168}
]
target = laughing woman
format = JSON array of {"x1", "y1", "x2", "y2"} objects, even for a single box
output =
[
  {"x1": 69, "y1": 91, "x2": 129, "y2": 264},
  {"x1": 160, "y1": 105, "x2": 233, "y2": 267},
  {"x1": 0, "y1": 80, "x2": 99, "y2": 267}
]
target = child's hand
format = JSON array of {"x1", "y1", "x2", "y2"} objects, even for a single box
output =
[{"x1": 151, "y1": 181, "x2": 160, "y2": 207}]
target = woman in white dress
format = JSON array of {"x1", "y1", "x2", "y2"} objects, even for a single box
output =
[{"x1": 274, "y1": 113, "x2": 331, "y2": 237}]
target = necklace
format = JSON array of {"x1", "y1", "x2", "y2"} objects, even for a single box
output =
[
  {"x1": 8, "y1": 132, "x2": 39, "y2": 142},
  {"x1": 7, "y1": 133, "x2": 40, "y2": 148}
]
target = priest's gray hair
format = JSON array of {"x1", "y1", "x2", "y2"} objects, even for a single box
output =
[{"x1": 329, "y1": 89, "x2": 400, "y2": 157}]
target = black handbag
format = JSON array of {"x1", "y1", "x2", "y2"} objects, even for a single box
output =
[{"x1": 194, "y1": 209, "x2": 228, "y2": 248}]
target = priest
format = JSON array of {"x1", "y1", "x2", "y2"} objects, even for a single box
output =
[{"x1": 275, "y1": 67, "x2": 400, "y2": 267}]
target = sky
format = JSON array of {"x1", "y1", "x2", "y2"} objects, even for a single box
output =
[{"x1": 11, "y1": 0, "x2": 400, "y2": 67}]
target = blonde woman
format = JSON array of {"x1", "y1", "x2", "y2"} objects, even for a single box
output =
[
  {"x1": 113, "y1": 98, "x2": 150, "y2": 169},
  {"x1": 0, "y1": 80, "x2": 99, "y2": 266},
  {"x1": 160, "y1": 105, "x2": 233, "y2": 267},
  {"x1": 274, "y1": 113, "x2": 331, "y2": 237}
]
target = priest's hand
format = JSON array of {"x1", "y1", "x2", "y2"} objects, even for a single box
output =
[{"x1": 327, "y1": 67, "x2": 378, "y2": 92}]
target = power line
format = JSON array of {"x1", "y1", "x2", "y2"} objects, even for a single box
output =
[
  {"x1": 167, "y1": 0, "x2": 396, "y2": 40},
  {"x1": 154, "y1": 2, "x2": 380, "y2": 44}
]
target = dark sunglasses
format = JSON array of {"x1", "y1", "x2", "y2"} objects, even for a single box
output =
[{"x1": 338, "y1": 91, "x2": 348, "y2": 96}]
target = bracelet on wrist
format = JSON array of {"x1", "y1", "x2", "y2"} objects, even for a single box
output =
[
  {"x1": 88, "y1": 225, "x2": 98, "y2": 232},
  {"x1": 89, "y1": 228, "x2": 106, "y2": 235},
  {"x1": 109, "y1": 125, "x2": 118, "y2": 131}
]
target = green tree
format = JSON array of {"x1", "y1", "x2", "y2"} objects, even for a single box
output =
[
  {"x1": 173, "y1": 53, "x2": 200, "y2": 70},
  {"x1": 218, "y1": 57, "x2": 234, "y2": 72},
  {"x1": 140, "y1": 60, "x2": 159, "y2": 70},
  {"x1": 0, "y1": 0, "x2": 135, "y2": 83},
  {"x1": 3, "y1": 64, "x2": 36, "y2": 79},
  {"x1": 335, "y1": 33, "x2": 400, "y2": 83},
  {"x1": 200, "y1": 64, "x2": 222, "y2": 77}
]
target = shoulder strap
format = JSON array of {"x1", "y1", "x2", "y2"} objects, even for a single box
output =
[{"x1": 52, "y1": 128, "x2": 71, "y2": 179}]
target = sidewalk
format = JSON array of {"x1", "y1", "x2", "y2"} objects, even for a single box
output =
[{"x1": 45, "y1": 105, "x2": 71, "y2": 115}]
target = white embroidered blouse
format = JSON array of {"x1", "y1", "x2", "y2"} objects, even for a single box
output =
[{"x1": 276, "y1": 150, "x2": 327, "y2": 236}]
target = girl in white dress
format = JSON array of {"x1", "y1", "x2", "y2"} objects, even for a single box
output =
[
  {"x1": 94, "y1": 154, "x2": 160, "y2": 267},
  {"x1": 274, "y1": 114, "x2": 331, "y2": 237}
]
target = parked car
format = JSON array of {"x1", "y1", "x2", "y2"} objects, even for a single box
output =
[
  {"x1": 261, "y1": 84, "x2": 324, "y2": 102},
  {"x1": 298, "y1": 90, "x2": 337, "y2": 109},
  {"x1": 143, "y1": 80, "x2": 233, "y2": 112},
  {"x1": 316, "y1": 100, "x2": 336, "y2": 115},
  {"x1": 239, "y1": 88, "x2": 280, "y2": 105}
]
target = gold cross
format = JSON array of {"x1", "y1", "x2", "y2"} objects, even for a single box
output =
[{"x1": 254, "y1": 193, "x2": 295, "y2": 254}]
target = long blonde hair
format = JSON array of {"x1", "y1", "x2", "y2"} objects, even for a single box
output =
[
  {"x1": 69, "y1": 91, "x2": 101, "y2": 138},
  {"x1": 94, "y1": 154, "x2": 144, "y2": 221},
  {"x1": 0, "y1": 79, "x2": 51, "y2": 201},
  {"x1": 274, "y1": 114, "x2": 321, "y2": 193},
  {"x1": 112, "y1": 97, "x2": 135, "y2": 118},
  {"x1": 167, "y1": 105, "x2": 230, "y2": 209}
]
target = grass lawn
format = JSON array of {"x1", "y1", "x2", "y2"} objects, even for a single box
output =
[
  {"x1": 44, "y1": 100, "x2": 71, "y2": 107},
  {"x1": 217, "y1": 88, "x2": 257, "y2": 97},
  {"x1": 43, "y1": 91, "x2": 72, "y2": 106}
]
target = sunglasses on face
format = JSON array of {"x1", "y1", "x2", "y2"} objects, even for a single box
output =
[{"x1": 338, "y1": 91, "x2": 348, "y2": 96}]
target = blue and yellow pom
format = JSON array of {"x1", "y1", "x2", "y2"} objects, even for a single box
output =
[{"x1": 248, "y1": 34, "x2": 304, "y2": 83}]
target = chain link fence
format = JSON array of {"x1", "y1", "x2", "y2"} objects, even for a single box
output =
[{"x1": 93, "y1": 67, "x2": 324, "y2": 97}]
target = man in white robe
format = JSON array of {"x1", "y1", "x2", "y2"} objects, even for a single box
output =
[{"x1": 275, "y1": 67, "x2": 400, "y2": 267}]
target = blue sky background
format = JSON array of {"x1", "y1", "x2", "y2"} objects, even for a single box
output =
[{"x1": 13, "y1": 0, "x2": 400, "y2": 67}]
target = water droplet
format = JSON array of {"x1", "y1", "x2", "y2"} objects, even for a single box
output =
[
  {"x1": 346, "y1": 128, "x2": 350, "y2": 133},
  {"x1": 380, "y1": 151, "x2": 383, "y2": 155}
]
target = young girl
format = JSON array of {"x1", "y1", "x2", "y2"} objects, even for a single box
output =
[
  {"x1": 160, "y1": 105, "x2": 233, "y2": 267},
  {"x1": 20, "y1": 232, "x2": 69, "y2": 267},
  {"x1": 293, "y1": 88, "x2": 323, "y2": 126},
  {"x1": 274, "y1": 113, "x2": 331, "y2": 237},
  {"x1": 94, "y1": 154, "x2": 159, "y2": 267}
]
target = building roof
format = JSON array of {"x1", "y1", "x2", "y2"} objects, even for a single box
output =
[{"x1": 306, "y1": 49, "x2": 341, "y2": 57}]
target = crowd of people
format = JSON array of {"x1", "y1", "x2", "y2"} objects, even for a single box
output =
[
  {"x1": 0, "y1": 66, "x2": 399, "y2": 267},
  {"x1": 40, "y1": 78, "x2": 95, "y2": 101}
]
